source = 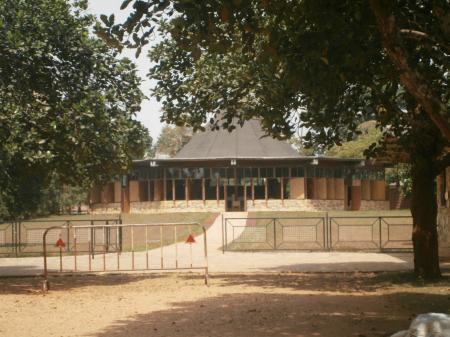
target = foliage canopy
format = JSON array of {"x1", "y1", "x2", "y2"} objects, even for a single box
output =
[
  {"x1": 0, "y1": 0, "x2": 150, "y2": 218},
  {"x1": 102, "y1": 0, "x2": 450, "y2": 278},
  {"x1": 101, "y1": 0, "x2": 449, "y2": 150}
]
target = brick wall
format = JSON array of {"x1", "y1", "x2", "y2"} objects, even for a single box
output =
[
  {"x1": 247, "y1": 199, "x2": 345, "y2": 211},
  {"x1": 130, "y1": 200, "x2": 225, "y2": 213},
  {"x1": 91, "y1": 197, "x2": 391, "y2": 214},
  {"x1": 359, "y1": 200, "x2": 390, "y2": 211},
  {"x1": 388, "y1": 185, "x2": 411, "y2": 210},
  {"x1": 90, "y1": 203, "x2": 121, "y2": 214}
]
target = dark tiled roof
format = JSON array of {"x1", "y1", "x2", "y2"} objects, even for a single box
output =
[{"x1": 174, "y1": 119, "x2": 301, "y2": 159}]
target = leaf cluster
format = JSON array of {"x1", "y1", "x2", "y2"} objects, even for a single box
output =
[
  {"x1": 0, "y1": 0, "x2": 150, "y2": 218},
  {"x1": 102, "y1": 1, "x2": 448, "y2": 166}
]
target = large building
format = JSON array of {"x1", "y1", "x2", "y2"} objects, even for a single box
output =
[{"x1": 90, "y1": 119, "x2": 390, "y2": 213}]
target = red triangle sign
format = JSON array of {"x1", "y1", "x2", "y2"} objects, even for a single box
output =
[
  {"x1": 56, "y1": 238, "x2": 65, "y2": 248},
  {"x1": 185, "y1": 234, "x2": 196, "y2": 244}
]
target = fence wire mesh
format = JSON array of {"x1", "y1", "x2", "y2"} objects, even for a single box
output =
[{"x1": 223, "y1": 215, "x2": 413, "y2": 252}]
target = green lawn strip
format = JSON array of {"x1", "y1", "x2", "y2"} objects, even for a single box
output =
[
  {"x1": 247, "y1": 210, "x2": 412, "y2": 226},
  {"x1": 120, "y1": 212, "x2": 218, "y2": 251},
  {"x1": 2, "y1": 213, "x2": 219, "y2": 256}
]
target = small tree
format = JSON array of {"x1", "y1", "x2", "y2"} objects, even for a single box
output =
[
  {"x1": 326, "y1": 121, "x2": 383, "y2": 159},
  {"x1": 155, "y1": 126, "x2": 192, "y2": 157}
]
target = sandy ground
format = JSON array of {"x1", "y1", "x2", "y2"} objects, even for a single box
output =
[
  {"x1": 1, "y1": 272, "x2": 450, "y2": 337},
  {"x1": 2, "y1": 213, "x2": 449, "y2": 337}
]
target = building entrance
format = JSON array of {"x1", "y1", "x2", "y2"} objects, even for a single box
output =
[{"x1": 225, "y1": 185, "x2": 246, "y2": 211}]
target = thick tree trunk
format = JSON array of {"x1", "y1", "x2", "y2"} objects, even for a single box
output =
[{"x1": 410, "y1": 158, "x2": 441, "y2": 279}]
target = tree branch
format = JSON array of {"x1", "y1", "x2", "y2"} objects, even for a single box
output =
[
  {"x1": 432, "y1": 0, "x2": 450, "y2": 40},
  {"x1": 370, "y1": 0, "x2": 450, "y2": 142},
  {"x1": 399, "y1": 28, "x2": 450, "y2": 53},
  {"x1": 399, "y1": 29, "x2": 428, "y2": 39}
]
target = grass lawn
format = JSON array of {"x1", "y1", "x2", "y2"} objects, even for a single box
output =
[
  {"x1": 11, "y1": 212, "x2": 218, "y2": 229},
  {"x1": 1, "y1": 213, "x2": 219, "y2": 256},
  {"x1": 248, "y1": 209, "x2": 411, "y2": 218}
]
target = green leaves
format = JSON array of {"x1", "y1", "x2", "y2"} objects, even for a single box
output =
[
  {"x1": 0, "y1": 0, "x2": 149, "y2": 218},
  {"x1": 100, "y1": 14, "x2": 109, "y2": 26},
  {"x1": 120, "y1": 0, "x2": 133, "y2": 10}
]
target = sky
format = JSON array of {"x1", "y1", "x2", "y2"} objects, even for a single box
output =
[{"x1": 88, "y1": 0, "x2": 164, "y2": 138}]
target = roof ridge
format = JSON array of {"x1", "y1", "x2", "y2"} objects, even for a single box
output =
[
  {"x1": 173, "y1": 118, "x2": 301, "y2": 159},
  {"x1": 250, "y1": 119, "x2": 268, "y2": 157},
  {"x1": 204, "y1": 125, "x2": 219, "y2": 157},
  {"x1": 235, "y1": 121, "x2": 239, "y2": 157}
]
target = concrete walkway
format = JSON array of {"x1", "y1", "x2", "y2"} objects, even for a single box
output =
[{"x1": 0, "y1": 212, "x2": 415, "y2": 277}]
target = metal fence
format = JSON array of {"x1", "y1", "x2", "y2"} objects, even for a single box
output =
[
  {"x1": 222, "y1": 215, "x2": 413, "y2": 252},
  {"x1": 0, "y1": 218, "x2": 122, "y2": 256},
  {"x1": 42, "y1": 222, "x2": 208, "y2": 290}
]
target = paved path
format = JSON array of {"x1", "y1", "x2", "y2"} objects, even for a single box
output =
[{"x1": 0, "y1": 212, "x2": 415, "y2": 277}]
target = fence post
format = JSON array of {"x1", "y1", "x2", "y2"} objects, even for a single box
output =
[
  {"x1": 105, "y1": 220, "x2": 110, "y2": 252},
  {"x1": 224, "y1": 218, "x2": 228, "y2": 251},
  {"x1": 379, "y1": 217, "x2": 382, "y2": 252},
  {"x1": 90, "y1": 220, "x2": 95, "y2": 259},
  {"x1": 118, "y1": 219, "x2": 123, "y2": 252},
  {"x1": 328, "y1": 217, "x2": 333, "y2": 251},
  {"x1": 273, "y1": 218, "x2": 277, "y2": 250},
  {"x1": 14, "y1": 222, "x2": 18, "y2": 257},
  {"x1": 66, "y1": 221, "x2": 70, "y2": 252},
  {"x1": 203, "y1": 225, "x2": 209, "y2": 285},
  {"x1": 221, "y1": 214, "x2": 225, "y2": 254}
]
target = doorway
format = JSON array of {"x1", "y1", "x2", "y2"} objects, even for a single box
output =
[{"x1": 225, "y1": 185, "x2": 246, "y2": 211}]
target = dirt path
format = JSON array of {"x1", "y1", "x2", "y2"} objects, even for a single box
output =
[{"x1": 1, "y1": 272, "x2": 449, "y2": 337}]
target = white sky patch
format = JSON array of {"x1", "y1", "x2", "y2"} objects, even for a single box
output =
[{"x1": 87, "y1": 0, "x2": 164, "y2": 138}]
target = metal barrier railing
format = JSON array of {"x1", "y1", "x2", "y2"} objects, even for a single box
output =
[
  {"x1": 223, "y1": 215, "x2": 413, "y2": 252},
  {"x1": 42, "y1": 222, "x2": 208, "y2": 291},
  {"x1": 0, "y1": 218, "x2": 122, "y2": 256}
]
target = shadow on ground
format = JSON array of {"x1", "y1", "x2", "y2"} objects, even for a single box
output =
[
  {"x1": 0, "y1": 273, "x2": 170, "y2": 294},
  {"x1": 214, "y1": 271, "x2": 450, "y2": 292},
  {"x1": 1, "y1": 269, "x2": 450, "y2": 295},
  {"x1": 89, "y1": 291, "x2": 450, "y2": 337}
]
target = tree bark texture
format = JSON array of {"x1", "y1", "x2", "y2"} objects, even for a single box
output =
[{"x1": 410, "y1": 158, "x2": 441, "y2": 279}]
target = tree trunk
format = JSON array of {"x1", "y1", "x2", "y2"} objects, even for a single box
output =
[{"x1": 410, "y1": 158, "x2": 441, "y2": 279}]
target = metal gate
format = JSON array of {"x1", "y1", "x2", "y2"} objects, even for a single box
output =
[
  {"x1": 42, "y1": 222, "x2": 208, "y2": 290},
  {"x1": 223, "y1": 215, "x2": 413, "y2": 252},
  {"x1": 0, "y1": 218, "x2": 121, "y2": 256},
  {"x1": 329, "y1": 216, "x2": 413, "y2": 251},
  {"x1": 222, "y1": 216, "x2": 327, "y2": 251},
  {"x1": 0, "y1": 222, "x2": 15, "y2": 255}
]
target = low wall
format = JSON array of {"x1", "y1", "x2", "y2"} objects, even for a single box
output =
[
  {"x1": 90, "y1": 199, "x2": 389, "y2": 214},
  {"x1": 90, "y1": 203, "x2": 121, "y2": 214},
  {"x1": 130, "y1": 200, "x2": 225, "y2": 213},
  {"x1": 247, "y1": 199, "x2": 345, "y2": 211},
  {"x1": 359, "y1": 200, "x2": 390, "y2": 211}
]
